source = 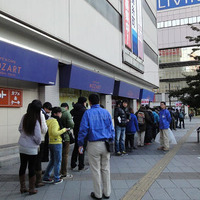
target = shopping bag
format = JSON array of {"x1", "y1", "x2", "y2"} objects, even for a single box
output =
[
  {"x1": 168, "y1": 128, "x2": 177, "y2": 144},
  {"x1": 155, "y1": 132, "x2": 160, "y2": 143}
]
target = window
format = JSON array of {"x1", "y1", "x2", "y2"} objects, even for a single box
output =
[{"x1": 197, "y1": 16, "x2": 200, "y2": 22}]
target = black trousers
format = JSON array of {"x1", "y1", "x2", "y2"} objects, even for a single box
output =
[
  {"x1": 125, "y1": 134, "x2": 135, "y2": 149},
  {"x1": 19, "y1": 153, "x2": 37, "y2": 177},
  {"x1": 71, "y1": 135, "x2": 86, "y2": 170}
]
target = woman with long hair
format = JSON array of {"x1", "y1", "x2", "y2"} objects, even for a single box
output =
[{"x1": 18, "y1": 100, "x2": 42, "y2": 195}]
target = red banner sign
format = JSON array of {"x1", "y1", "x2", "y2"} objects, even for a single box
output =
[
  {"x1": 124, "y1": 0, "x2": 132, "y2": 49},
  {"x1": 0, "y1": 87, "x2": 23, "y2": 107}
]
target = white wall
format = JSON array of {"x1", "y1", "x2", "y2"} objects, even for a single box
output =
[{"x1": 0, "y1": 78, "x2": 38, "y2": 145}]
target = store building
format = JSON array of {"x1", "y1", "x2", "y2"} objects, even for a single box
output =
[
  {"x1": 0, "y1": 0, "x2": 158, "y2": 146},
  {"x1": 155, "y1": 0, "x2": 200, "y2": 113}
]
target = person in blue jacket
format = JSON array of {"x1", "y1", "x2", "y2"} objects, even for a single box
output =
[
  {"x1": 158, "y1": 101, "x2": 171, "y2": 151},
  {"x1": 78, "y1": 94, "x2": 115, "y2": 200},
  {"x1": 125, "y1": 107, "x2": 139, "y2": 152}
]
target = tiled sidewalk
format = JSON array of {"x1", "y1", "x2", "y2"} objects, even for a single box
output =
[{"x1": 0, "y1": 118, "x2": 199, "y2": 200}]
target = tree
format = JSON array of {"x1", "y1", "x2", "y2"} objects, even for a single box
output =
[{"x1": 169, "y1": 24, "x2": 200, "y2": 114}]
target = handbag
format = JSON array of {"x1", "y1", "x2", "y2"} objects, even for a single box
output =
[
  {"x1": 68, "y1": 130, "x2": 75, "y2": 144},
  {"x1": 105, "y1": 140, "x2": 114, "y2": 153}
]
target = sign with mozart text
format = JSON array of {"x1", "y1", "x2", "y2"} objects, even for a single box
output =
[{"x1": 0, "y1": 88, "x2": 23, "y2": 107}]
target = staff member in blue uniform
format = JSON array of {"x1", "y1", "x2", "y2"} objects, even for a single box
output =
[{"x1": 78, "y1": 94, "x2": 115, "y2": 200}]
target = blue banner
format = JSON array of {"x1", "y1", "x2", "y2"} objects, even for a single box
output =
[
  {"x1": 59, "y1": 65, "x2": 115, "y2": 95},
  {"x1": 113, "y1": 81, "x2": 140, "y2": 99},
  {"x1": 139, "y1": 89, "x2": 154, "y2": 101},
  {"x1": 0, "y1": 41, "x2": 58, "y2": 85},
  {"x1": 157, "y1": 0, "x2": 200, "y2": 11}
]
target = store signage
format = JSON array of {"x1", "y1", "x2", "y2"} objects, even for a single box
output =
[
  {"x1": 124, "y1": 0, "x2": 132, "y2": 49},
  {"x1": 137, "y1": 0, "x2": 143, "y2": 60},
  {"x1": 131, "y1": 0, "x2": 138, "y2": 56},
  {"x1": 0, "y1": 87, "x2": 23, "y2": 107},
  {"x1": 141, "y1": 99, "x2": 149, "y2": 105},
  {"x1": 157, "y1": 0, "x2": 200, "y2": 11},
  {"x1": 0, "y1": 41, "x2": 58, "y2": 85},
  {"x1": 175, "y1": 102, "x2": 182, "y2": 107},
  {"x1": 159, "y1": 48, "x2": 181, "y2": 56}
]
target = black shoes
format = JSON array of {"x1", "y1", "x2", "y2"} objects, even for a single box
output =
[
  {"x1": 90, "y1": 192, "x2": 102, "y2": 200},
  {"x1": 90, "y1": 192, "x2": 110, "y2": 199},
  {"x1": 103, "y1": 194, "x2": 110, "y2": 199}
]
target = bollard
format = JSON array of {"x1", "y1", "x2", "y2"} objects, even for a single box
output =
[{"x1": 197, "y1": 127, "x2": 200, "y2": 143}]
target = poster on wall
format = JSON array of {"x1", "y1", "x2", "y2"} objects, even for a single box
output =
[
  {"x1": 131, "y1": 0, "x2": 138, "y2": 56},
  {"x1": 0, "y1": 87, "x2": 23, "y2": 107},
  {"x1": 123, "y1": 0, "x2": 132, "y2": 50},
  {"x1": 137, "y1": 0, "x2": 144, "y2": 60}
]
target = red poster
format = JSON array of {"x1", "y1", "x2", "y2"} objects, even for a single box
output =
[
  {"x1": 0, "y1": 88, "x2": 23, "y2": 107},
  {"x1": 124, "y1": 0, "x2": 132, "y2": 49}
]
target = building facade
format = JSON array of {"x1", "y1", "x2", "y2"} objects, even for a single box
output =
[
  {"x1": 155, "y1": 0, "x2": 200, "y2": 112},
  {"x1": 0, "y1": 0, "x2": 158, "y2": 146}
]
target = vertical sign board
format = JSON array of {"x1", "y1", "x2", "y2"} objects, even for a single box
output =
[
  {"x1": 131, "y1": 0, "x2": 138, "y2": 56},
  {"x1": 123, "y1": 0, "x2": 132, "y2": 50},
  {"x1": 0, "y1": 87, "x2": 23, "y2": 107},
  {"x1": 157, "y1": 0, "x2": 200, "y2": 11},
  {"x1": 137, "y1": 0, "x2": 144, "y2": 60}
]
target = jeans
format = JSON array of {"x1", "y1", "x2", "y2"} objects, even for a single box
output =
[
  {"x1": 115, "y1": 126, "x2": 126, "y2": 153},
  {"x1": 43, "y1": 144, "x2": 62, "y2": 182}
]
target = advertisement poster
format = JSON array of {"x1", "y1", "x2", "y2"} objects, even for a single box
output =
[
  {"x1": 131, "y1": 0, "x2": 138, "y2": 56},
  {"x1": 124, "y1": 0, "x2": 132, "y2": 49}
]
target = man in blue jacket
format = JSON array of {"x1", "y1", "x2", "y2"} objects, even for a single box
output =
[
  {"x1": 158, "y1": 101, "x2": 171, "y2": 151},
  {"x1": 78, "y1": 94, "x2": 115, "y2": 200}
]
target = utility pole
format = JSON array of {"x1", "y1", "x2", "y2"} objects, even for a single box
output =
[{"x1": 169, "y1": 83, "x2": 171, "y2": 107}]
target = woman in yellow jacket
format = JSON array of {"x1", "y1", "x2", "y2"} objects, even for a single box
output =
[{"x1": 43, "y1": 107, "x2": 67, "y2": 184}]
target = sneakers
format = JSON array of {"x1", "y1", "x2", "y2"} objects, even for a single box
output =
[
  {"x1": 116, "y1": 152, "x2": 122, "y2": 156},
  {"x1": 54, "y1": 179, "x2": 63, "y2": 184},
  {"x1": 90, "y1": 192, "x2": 102, "y2": 200},
  {"x1": 121, "y1": 151, "x2": 127, "y2": 155},
  {"x1": 42, "y1": 178, "x2": 54, "y2": 183},
  {"x1": 60, "y1": 173, "x2": 73, "y2": 179},
  {"x1": 163, "y1": 148, "x2": 169, "y2": 151}
]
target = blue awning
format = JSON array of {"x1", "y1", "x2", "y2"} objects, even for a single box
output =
[
  {"x1": 59, "y1": 64, "x2": 115, "y2": 95},
  {"x1": 0, "y1": 41, "x2": 58, "y2": 85},
  {"x1": 140, "y1": 89, "x2": 155, "y2": 101},
  {"x1": 113, "y1": 81, "x2": 141, "y2": 99}
]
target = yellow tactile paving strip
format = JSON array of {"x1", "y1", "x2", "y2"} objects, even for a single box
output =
[{"x1": 122, "y1": 125, "x2": 199, "y2": 200}]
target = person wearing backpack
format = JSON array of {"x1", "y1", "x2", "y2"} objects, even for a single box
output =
[
  {"x1": 179, "y1": 109, "x2": 185, "y2": 129},
  {"x1": 135, "y1": 106, "x2": 149, "y2": 147}
]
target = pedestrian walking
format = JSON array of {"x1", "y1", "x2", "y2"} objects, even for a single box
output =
[
  {"x1": 70, "y1": 97, "x2": 87, "y2": 171},
  {"x1": 189, "y1": 110, "x2": 194, "y2": 122},
  {"x1": 179, "y1": 109, "x2": 185, "y2": 129},
  {"x1": 78, "y1": 94, "x2": 115, "y2": 200},
  {"x1": 18, "y1": 100, "x2": 42, "y2": 195},
  {"x1": 60, "y1": 103, "x2": 74, "y2": 179},
  {"x1": 43, "y1": 107, "x2": 67, "y2": 184},
  {"x1": 125, "y1": 107, "x2": 139, "y2": 152},
  {"x1": 157, "y1": 101, "x2": 171, "y2": 151}
]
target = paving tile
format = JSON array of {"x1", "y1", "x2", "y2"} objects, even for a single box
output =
[
  {"x1": 111, "y1": 180, "x2": 128, "y2": 189},
  {"x1": 114, "y1": 189, "x2": 128, "y2": 200},
  {"x1": 142, "y1": 191, "x2": 154, "y2": 200},
  {"x1": 171, "y1": 179, "x2": 193, "y2": 188},
  {"x1": 183, "y1": 188, "x2": 200, "y2": 199},
  {"x1": 125, "y1": 180, "x2": 138, "y2": 188},
  {"x1": 187, "y1": 179, "x2": 200, "y2": 187},
  {"x1": 165, "y1": 188, "x2": 190, "y2": 200},
  {"x1": 157, "y1": 179, "x2": 177, "y2": 188},
  {"x1": 149, "y1": 188, "x2": 172, "y2": 199}
]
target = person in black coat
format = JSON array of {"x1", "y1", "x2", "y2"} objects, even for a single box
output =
[{"x1": 70, "y1": 97, "x2": 87, "y2": 170}]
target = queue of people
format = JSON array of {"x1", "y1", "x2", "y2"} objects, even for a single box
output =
[{"x1": 18, "y1": 96, "x2": 181, "y2": 199}]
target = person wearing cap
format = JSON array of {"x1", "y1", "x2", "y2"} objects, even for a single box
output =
[
  {"x1": 70, "y1": 97, "x2": 87, "y2": 171},
  {"x1": 60, "y1": 103, "x2": 74, "y2": 179}
]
